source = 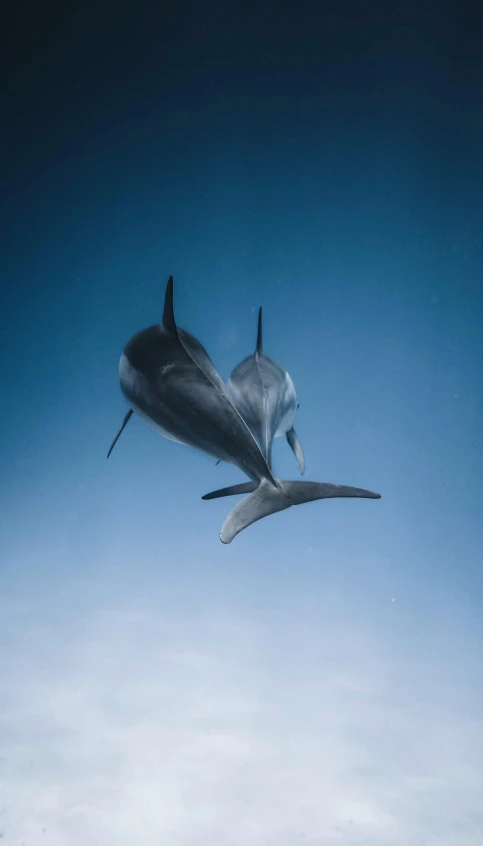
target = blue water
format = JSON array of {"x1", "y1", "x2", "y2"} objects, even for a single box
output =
[{"x1": 1, "y1": 3, "x2": 482, "y2": 843}]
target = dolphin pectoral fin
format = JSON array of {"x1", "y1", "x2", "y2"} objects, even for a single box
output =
[
  {"x1": 202, "y1": 481, "x2": 257, "y2": 500},
  {"x1": 219, "y1": 477, "x2": 381, "y2": 543},
  {"x1": 286, "y1": 427, "x2": 306, "y2": 475},
  {"x1": 107, "y1": 409, "x2": 133, "y2": 458}
]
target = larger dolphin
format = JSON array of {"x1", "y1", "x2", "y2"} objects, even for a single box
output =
[
  {"x1": 108, "y1": 276, "x2": 381, "y2": 543},
  {"x1": 205, "y1": 307, "x2": 305, "y2": 500}
]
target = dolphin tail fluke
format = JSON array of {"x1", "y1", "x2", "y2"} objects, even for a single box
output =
[
  {"x1": 277, "y1": 480, "x2": 381, "y2": 505},
  {"x1": 220, "y1": 478, "x2": 381, "y2": 544},
  {"x1": 107, "y1": 409, "x2": 133, "y2": 458},
  {"x1": 220, "y1": 478, "x2": 291, "y2": 543},
  {"x1": 286, "y1": 427, "x2": 306, "y2": 475},
  {"x1": 256, "y1": 306, "x2": 263, "y2": 353},
  {"x1": 202, "y1": 481, "x2": 258, "y2": 500}
]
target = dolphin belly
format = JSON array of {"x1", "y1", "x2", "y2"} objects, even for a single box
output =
[
  {"x1": 131, "y1": 405, "x2": 187, "y2": 445},
  {"x1": 273, "y1": 371, "x2": 297, "y2": 435},
  {"x1": 119, "y1": 354, "x2": 186, "y2": 445},
  {"x1": 274, "y1": 403, "x2": 296, "y2": 437}
]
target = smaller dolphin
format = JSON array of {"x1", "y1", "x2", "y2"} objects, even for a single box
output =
[
  {"x1": 230, "y1": 307, "x2": 304, "y2": 471},
  {"x1": 108, "y1": 276, "x2": 381, "y2": 543},
  {"x1": 206, "y1": 307, "x2": 304, "y2": 498}
]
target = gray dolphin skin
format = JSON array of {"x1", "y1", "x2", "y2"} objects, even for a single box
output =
[
  {"x1": 204, "y1": 307, "x2": 305, "y2": 500},
  {"x1": 108, "y1": 276, "x2": 381, "y2": 543}
]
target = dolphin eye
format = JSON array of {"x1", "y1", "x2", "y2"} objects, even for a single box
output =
[{"x1": 297, "y1": 402, "x2": 300, "y2": 409}]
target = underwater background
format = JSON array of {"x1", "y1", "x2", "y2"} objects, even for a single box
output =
[{"x1": 1, "y1": 1, "x2": 482, "y2": 843}]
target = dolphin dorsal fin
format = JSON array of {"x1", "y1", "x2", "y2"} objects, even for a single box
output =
[
  {"x1": 256, "y1": 306, "x2": 263, "y2": 354},
  {"x1": 162, "y1": 276, "x2": 178, "y2": 335}
]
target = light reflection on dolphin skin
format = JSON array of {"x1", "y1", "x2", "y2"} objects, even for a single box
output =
[{"x1": 108, "y1": 277, "x2": 381, "y2": 543}]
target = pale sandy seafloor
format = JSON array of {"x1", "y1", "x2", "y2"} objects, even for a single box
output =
[{"x1": 1, "y1": 589, "x2": 482, "y2": 846}]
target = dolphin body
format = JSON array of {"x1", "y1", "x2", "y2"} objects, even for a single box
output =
[
  {"x1": 204, "y1": 307, "x2": 305, "y2": 500},
  {"x1": 108, "y1": 276, "x2": 381, "y2": 543}
]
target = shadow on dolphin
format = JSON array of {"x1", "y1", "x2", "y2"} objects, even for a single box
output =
[
  {"x1": 108, "y1": 276, "x2": 381, "y2": 543},
  {"x1": 205, "y1": 306, "x2": 305, "y2": 501}
]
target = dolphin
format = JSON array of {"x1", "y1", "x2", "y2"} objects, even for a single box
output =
[
  {"x1": 205, "y1": 306, "x2": 305, "y2": 498},
  {"x1": 108, "y1": 276, "x2": 381, "y2": 543}
]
